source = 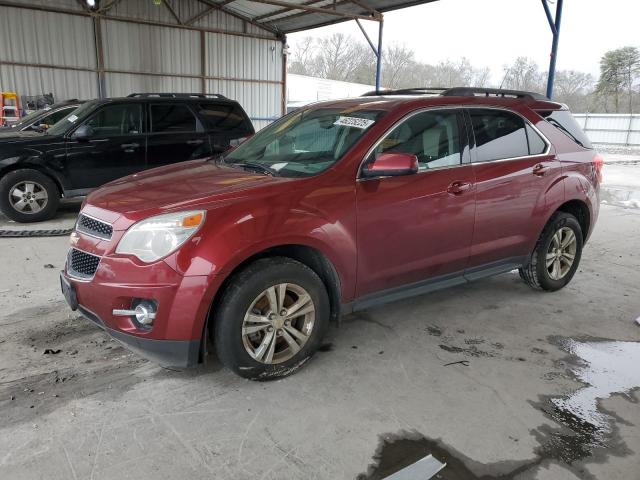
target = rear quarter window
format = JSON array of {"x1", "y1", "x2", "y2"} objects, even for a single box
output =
[
  {"x1": 196, "y1": 102, "x2": 253, "y2": 133},
  {"x1": 539, "y1": 110, "x2": 592, "y2": 149}
]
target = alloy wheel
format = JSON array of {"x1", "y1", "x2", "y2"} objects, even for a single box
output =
[
  {"x1": 242, "y1": 283, "x2": 315, "y2": 364},
  {"x1": 9, "y1": 181, "x2": 48, "y2": 214},
  {"x1": 546, "y1": 226, "x2": 577, "y2": 280}
]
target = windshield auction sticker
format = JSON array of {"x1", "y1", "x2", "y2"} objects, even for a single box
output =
[{"x1": 334, "y1": 116, "x2": 375, "y2": 129}]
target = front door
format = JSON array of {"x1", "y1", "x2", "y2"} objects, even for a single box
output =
[
  {"x1": 65, "y1": 102, "x2": 146, "y2": 190},
  {"x1": 356, "y1": 109, "x2": 476, "y2": 297},
  {"x1": 146, "y1": 103, "x2": 210, "y2": 169},
  {"x1": 466, "y1": 108, "x2": 561, "y2": 268}
]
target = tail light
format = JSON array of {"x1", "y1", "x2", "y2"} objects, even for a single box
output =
[{"x1": 593, "y1": 153, "x2": 604, "y2": 183}]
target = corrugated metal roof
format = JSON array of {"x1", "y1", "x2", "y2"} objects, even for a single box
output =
[{"x1": 222, "y1": 0, "x2": 440, "y2": 33}]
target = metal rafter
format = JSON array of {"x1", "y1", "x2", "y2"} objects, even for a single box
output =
[
  {"x1": 163, "y1": 0, "x2": 182, "y2": 24},
  {"x1": 243, "y1": 0, "x2": 381, "y2": 22},
  {"x1": 252, "y1": 0, "x2": 325, "y2": 22},
  {"x1": 195, "y1": 0, "x2": 282, "y2": 35}
]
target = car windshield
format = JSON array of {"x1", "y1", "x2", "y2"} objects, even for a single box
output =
[
  {"x1": 46, "y1": 101, "x2": 97, "y2": 135},
  {"x1": 9, "y1": 108, "x2": 47, "y2": 128},
  {"x1": 224, "y1": 106, "x2": 384, "y2": 177}
]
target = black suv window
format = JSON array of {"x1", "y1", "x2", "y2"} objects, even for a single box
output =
[
  {"x1": 43, "y1": 107, "x2": 75, "y2": 127},
  {"x1": 82, "y1": 104, "x2": 142, "y2": 137},
  {"x1": 470, "y1": 110, "x2": 529, "y2": 162},
  {"x1": 373, "y1": 110, "x2": 461, "y2": 170},
  {"x1": 151, "y1": 104, "x2": 197, "y2": 133},
  {"x1": 196, "y1": 103, "x2": 249, "y2": 132}
]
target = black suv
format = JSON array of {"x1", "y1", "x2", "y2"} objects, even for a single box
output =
[
  {"x1": 0, "y1": 93, "x2": 254, "y2": 222},
  {"x1": 0, "y1": 100, "x2": 82, "y2": 135}
]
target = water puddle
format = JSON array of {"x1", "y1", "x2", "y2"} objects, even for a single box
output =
[{"x1": 360, "y1": 338, "x2": 640, "y2": 479}]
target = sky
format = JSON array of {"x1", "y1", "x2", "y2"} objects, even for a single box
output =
[{"x1": 288, "y1": 0, "x2": 640, "y2": 84}]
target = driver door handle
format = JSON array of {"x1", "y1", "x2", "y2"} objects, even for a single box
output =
[
  {"x1": 186, "y1": 139, "x2": 204, "y2": 145},
  {"x1": 447, "y1": 181, "x2": 472, "y2": 195}
]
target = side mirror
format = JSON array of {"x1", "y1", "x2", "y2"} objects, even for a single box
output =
[
  {"x1": 362, "y1": 152, "x2": 419, "y2": 178},
  {"x1": 71, "y1": 124, "x2": 93, "y2": 141}
]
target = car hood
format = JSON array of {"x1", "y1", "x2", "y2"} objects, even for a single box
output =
[{"x1": 85, "y1": 159, "x2": 294, "y2": 222}]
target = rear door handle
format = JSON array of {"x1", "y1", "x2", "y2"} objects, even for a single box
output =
[
  {"x1": 532, "y1": 163, "x2": 550, "y2": 176},
  {"x1": 447, "y1": 181, "x2": 472, "y2": 195},
  {"x1": 121, "y1": 142, "x2": 140, "y2": 153},
  {"x1": 186, "y1": 139, "x2": 204, "y2": 145}
]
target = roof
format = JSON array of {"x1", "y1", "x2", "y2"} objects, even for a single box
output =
[{"x1": 201, "y1": 0, "x2": 440, "y2": 34}]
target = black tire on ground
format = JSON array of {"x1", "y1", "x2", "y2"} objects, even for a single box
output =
[
  {"x1": 0, "y1": 169, "x2": 60, "y2": 223},
  {"x1": 213, "y1": 257, "x2": 330, "y2": 380},
  {"x1": 519, "y1": 212, "x2": 584, "y2": 292}
]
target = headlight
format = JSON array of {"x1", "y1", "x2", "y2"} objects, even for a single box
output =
[{"x1": 116, "y1": 210, "x2": 205, "y2": 263}]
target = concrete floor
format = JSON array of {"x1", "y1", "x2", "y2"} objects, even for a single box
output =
[{"x1": 1, "y1": 183, "x2": 639, "y2": 479}]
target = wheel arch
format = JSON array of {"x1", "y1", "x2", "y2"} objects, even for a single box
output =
[
  {"x1": 0, "y1": 163, "x2": 64, "y2": 198},
  {"x1": 202, "y1": 243, "x2": 343, "y2": 347},
  {"x1": 554, "y1": 199, "x2": 591, "y2": 243}
]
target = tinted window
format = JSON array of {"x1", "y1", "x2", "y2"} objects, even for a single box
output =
[
  {"x1": 372, "y1": 110, "x2": 461, "y2": 170},
  {"x1": 44, "y1": 107, "x2": 76, "y2": 127},
  {"x1": 82, "y1": 104, "x2": 142, "y2": 137},
  {"x1": 197, "y1": 103, "x2": 250, "y2": 132},
  {"x1": 151, "y1": 104, "x2": 197, "y2": 133},
  {"x1": 539, "y1": 109, "x2": 592, "y2": 148},
  {"x1": 470, "y1": 110, "x2": 528, "y2": 162},
  {"x1": 526, "y1": 124, "x2": 547, "y2": 155}
]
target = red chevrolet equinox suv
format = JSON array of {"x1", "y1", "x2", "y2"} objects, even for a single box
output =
[{"x1": 61, "y1": 87, "x2": 601, "y2": 379}]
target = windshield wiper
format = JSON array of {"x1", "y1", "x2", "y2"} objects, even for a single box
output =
[{"x1": 229, "y1": 162, "x2": 278, "y2": 177}]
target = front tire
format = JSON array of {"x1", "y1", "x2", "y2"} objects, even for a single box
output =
[
  {"x1": 0, "y1": 169, "x2": 60, "y2": 223},
  {"x1": 519, "y1": 212, "x2": 583, "y2": 291},
  {"x1": 213, "y1": 257, "x2": 330, "y2": 380}
]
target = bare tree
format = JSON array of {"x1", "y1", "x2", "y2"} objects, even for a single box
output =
[
  {"x1": 501, "y1": 57, "x2": 545, "y2": 92},
  {"x1": 288, "y1": 36, "x2": 316, "y2": 76}
]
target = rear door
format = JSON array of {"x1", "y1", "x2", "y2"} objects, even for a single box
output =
[
  {"x1": 195, "y1": 102, "x2": 254, "y2": 154},
  {"x1": 65, "y1": 102, "x2": 146, "y2": 190},
  {"x1": 466, "y1": 108, "x2": 560, "y2": 269},
  {"x1": 356, "y1": 108, "x2": 476, "y2": 297},
  {"x1": 146, "y1": 103, "x2": 210, "y2": 169}
]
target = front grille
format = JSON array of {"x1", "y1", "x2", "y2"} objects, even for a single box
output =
[
  {"x1": 68, "y1": 248, "x2": 101, "y2": 279},
  {"x1": 76, "y1": 214, "x2": 113, "y2": 240}
]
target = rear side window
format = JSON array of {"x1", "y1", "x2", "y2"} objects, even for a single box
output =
[
  {"x1": 539, "y1": 110, "x2": 592, "y2": 148},
  {"x1": 151, "y1": 104, "x2": 197, "y2": 133},
  {"x1": 196, "y1": 103, "x2": 251, "y2": 132},
  {"x1": 470, "y1": 110, "x2": 529, "y2": 162}
]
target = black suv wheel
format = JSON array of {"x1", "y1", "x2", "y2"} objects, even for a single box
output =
[{"x1": 0, "y1": 169, "x2": 60, "y2": 222}]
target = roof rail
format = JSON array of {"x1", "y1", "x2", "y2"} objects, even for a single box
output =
[
  {"x1": 362, "y1": 88, "x2": 447, "y2": 97},
  {"x1": 127, "y1": 93, "x2": 227, "y2": 99},
  {"x1": 362, "y1": 87, "x2": 548, "y2": 102},
  {"x1": 441, "y1": 87, "x2": 548, "y2": 101}
]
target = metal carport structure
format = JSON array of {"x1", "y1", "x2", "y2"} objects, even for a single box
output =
[{"x1": 0, "y1": 0, "x2": 565, "y2": 128}]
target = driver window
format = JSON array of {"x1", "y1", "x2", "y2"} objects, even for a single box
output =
[
  {"x1": 82, "y1": 104, "x2": 142, "y2": 137},
  {"x1": 372, "y1": 110, "x2": 461, "y2": 171}
]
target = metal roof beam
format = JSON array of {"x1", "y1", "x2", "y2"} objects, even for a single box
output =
[
  {"x1": 243, "y1": 0, "x2": 381, "y2": 21},
  {"x1": 195, "y1": 0, "x2": 282, "y2": 35},
  {"x1": 163, "y1": 0, "x2": 182, "y2": 24},
  {"x1": 252, "y1": 0, "x2": 324, "y2": 22}
]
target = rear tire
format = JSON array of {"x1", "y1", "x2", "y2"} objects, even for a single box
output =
[
  {"x1": 519, "y1": 212, "x2": 583, "y2": 291},
  {"x1": 214, "y1": 257, "x2": 330, "y2": 380},
  {"x1": 0, "y1": 169, "x2": 60, "y2": 223}
]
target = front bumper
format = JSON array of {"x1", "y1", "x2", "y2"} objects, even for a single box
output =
[
  {"x1": 77, "y1": 302, "x2": 200, "y2": 368},
  {"x1": 60, "y1": 255, "x2": 214, "y2": 368}
]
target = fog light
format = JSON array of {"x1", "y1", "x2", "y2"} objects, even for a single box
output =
[{"x1": 113, "y1": 300, "x2": 157, "y2": 326}]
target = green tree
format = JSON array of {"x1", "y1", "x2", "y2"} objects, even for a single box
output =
[{"x1": 597, "y1": 46, "x2": 640, "y2": 113}]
